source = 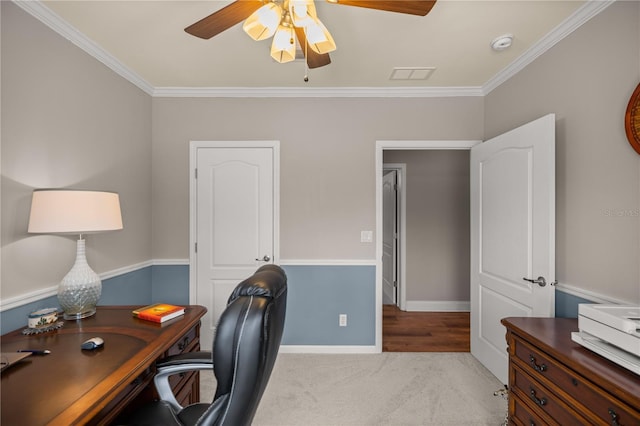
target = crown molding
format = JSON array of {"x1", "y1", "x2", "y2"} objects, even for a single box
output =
[
  {"x1": 152, "y1": 86, "x2": 484, "y2": 98},
  {"x1": 12, "y1": 0, "x2": 155, "y2": 96},
  {"x1": 15, "y1": 0, "x2": 612, "y2": 99},
  {"x1": 482, "y1": 0, "x2": 615, "y2": 95}
]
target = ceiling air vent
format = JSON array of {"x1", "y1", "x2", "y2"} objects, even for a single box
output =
[{"x1": 389, "y1": 67, "x2": 436, "y2": 81}]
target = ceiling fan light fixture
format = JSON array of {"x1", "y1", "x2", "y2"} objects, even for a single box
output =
[
  {"x1": 243, "y1": 2, "x2": 283, "y2": 41},
  {"x1": 289, "y1": 0, "x2": 317, "y2": 27},
  {"x1": 305, "y1": 20, "x2": 336, "y2": 54},
  {"x1": 270, "y1": 23, "x2": 296, "y2": 63}
]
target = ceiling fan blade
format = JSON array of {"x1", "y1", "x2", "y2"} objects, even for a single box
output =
[
  {"x1": 294, "y1": 27, "x2": 331, "y2": 69},
  {"x1": 328, "y1": 0, "x2": 436, "y2": 16},
  {"x1": 185, "y1": 0, "x2": 264, "y2": 39}
]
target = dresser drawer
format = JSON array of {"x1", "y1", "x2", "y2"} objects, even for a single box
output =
[
  {"x1": 513, "y1": 336, "x2": 640, "y2": 425},
  {"x1": 511, "y1": 364, "x2": 586, "y2": 426},
  {"x1": 510, "y1": 394, "x2": 549, "y2": 426}
]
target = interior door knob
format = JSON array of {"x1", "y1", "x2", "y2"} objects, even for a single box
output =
[
  {"x1": 523, "y1": 276, "x2": 547, "y2": 287},
  {"x1": 256, "y1": 255, "x2": 270, "y2": 262}
]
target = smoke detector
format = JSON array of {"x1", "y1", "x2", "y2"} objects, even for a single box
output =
[{"x1": 491, "y1": 34, "x2": 513, "y2": 51}]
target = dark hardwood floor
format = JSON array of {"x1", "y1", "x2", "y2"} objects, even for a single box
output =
[{"x1": 382, "y1": 304, "x2": 470, "y2": 352}]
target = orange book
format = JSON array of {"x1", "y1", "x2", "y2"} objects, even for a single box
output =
[{"x1": 133, "y1": 303, "x2": 185, "y2": 323}]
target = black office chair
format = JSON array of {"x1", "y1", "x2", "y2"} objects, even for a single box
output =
[{"x1": 122, "y1": 264, "x2": 287, "y2": 426}]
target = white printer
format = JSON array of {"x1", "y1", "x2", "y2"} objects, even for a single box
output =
[{"x1": 571, "y1": 304, "x2": 640, "y2": 375}]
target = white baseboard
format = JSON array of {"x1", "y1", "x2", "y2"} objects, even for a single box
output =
[
  {"x1": 279, "y1": 345, "x2": 379, "y2": 354},
  {"x1": 405, "y1": 300, "x2": 470, "y2": 312}
]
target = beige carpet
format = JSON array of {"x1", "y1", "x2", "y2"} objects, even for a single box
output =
[{"x1": 200, "y1": 353, "x2": 507, "y2": 425}]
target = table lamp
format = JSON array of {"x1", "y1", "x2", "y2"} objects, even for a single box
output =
[{"x1": 28, "y1": 189, "x2": 123, "y2": 319}]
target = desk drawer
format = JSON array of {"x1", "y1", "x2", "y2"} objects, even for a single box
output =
[
  {"x1": 512, "y1": 336, "x2": 640, "y2": 425},
  {"x1": 166, "y1": 325, "x2": 199, "y2": 357},
  {"x1": 511, "y1": 364, "x2": 586, "y2": 426},
  {"x1": 165, "y1": 325, "x2": 201, "y2": 391}
]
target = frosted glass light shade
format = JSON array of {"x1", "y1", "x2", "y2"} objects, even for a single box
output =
[
  {"x1": 28, "y1": 190, "x2": 123, "y2": 234},
  {"x1": 289, "y1": 0, "x2": 315, "y2": 27},
  {"x1": 270, "y1": 24, "x2": 296, "y2": 63},
  {"x1": 305, "y1": 19, "x2": 336, "y2": 54},
  {"x1": 243, "y1": 2, "x2": 282, "y2": 41}
]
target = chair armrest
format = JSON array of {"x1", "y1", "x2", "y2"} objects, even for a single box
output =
[
  {"x1": 154, "y1": 351, "x2": 213, "y2": 412},
  {"x1": 157, "y1": 351, "x2": 213, "y2": 368}
]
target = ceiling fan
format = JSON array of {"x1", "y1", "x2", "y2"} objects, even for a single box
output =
[{"x1": 185, "y1": 0, "x2": 437, "y2": 69}]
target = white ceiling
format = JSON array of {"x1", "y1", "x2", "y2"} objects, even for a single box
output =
[{"x1": 24, "y1": 1, "x2": 606, "y2": 93}]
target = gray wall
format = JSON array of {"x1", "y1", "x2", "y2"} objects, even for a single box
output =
[
  {"x1": 485, "y1": 1, "x2": 640, "y2": 304},
  {"x1": 383, "y1": 150, "x2": 470, "y2": 302},
  {"x1": 151, "y1": 97, "x2": 484, "y2": 261},
  {"x1": 1, "y1": 2, "x2": 152, "y2": 301},
  {"x1": 2, "y1": 0, "x2": 639, "y2": 313}
]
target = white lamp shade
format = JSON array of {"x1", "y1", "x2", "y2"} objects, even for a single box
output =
[
  {"x1": 270, "y1": 24, "x2": 296, "y2": 63},
  {"x1": 243, "y1": 2, "x2": 282, "y2": 41},
  {"x1": 28, "y1": 190, "x2": 123, "y2": 234}
]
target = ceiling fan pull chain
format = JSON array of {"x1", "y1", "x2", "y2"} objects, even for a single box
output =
[{"x1": 303, "y1": 29, "x2": 309, "y2": 82}]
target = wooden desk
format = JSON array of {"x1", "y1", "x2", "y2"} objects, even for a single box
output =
[
  {"x1": 1, "y1": 305, "x2": 206, "y2": 426},
  {"x1": 502, "y1": 317, "x2": 640, "y2": 426}
]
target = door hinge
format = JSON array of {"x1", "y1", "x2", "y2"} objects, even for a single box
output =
[
  {"x1": 194, "y1": 168, "x2": 198, "y2": 179},
  {"x1": 195, "y1": 242, "x2": 197, "y2": 253}
]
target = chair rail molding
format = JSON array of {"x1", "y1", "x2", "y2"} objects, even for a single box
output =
[{"x1": 0, "y1": 259, "x2": 189, "y2": 311}]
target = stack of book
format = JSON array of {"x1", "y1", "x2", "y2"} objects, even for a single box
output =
[{"x1": 133, "y1": 303, "x2": 185, "y2": 323}]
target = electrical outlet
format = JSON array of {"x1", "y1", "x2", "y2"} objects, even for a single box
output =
[{"x1": 339, "y1": 314, "x2": 347, "y2": 327}]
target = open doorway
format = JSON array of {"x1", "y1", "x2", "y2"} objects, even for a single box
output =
[{"x1": 375, "y1": 141, "x2": 480, "y2": 352}]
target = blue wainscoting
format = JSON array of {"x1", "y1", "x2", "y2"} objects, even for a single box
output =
[
  {"x1": 555, "y1": 289, "x2": 594, "y2": 318},
  {"x1": 1, "y1": 263, "x2": 592, "y2": 342},
  {"x1": 280, "y1": 264, "x2": 376, "y2": 346},
  {"x1": 151, "y1": 264, "x2": 190, "y2": 306},
  {"x1": 0, "y1": 294, "x2": 61, "y2": 335},
  {"x1": 98, "y1": 267, "x2": 153, "y2": 306},
  {"x1": 0, "y1": 265, "x2": 174, "y2": 334}
]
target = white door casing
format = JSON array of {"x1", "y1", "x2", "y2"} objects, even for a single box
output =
[
  {"x1": 382, "y1": 169, "x2": 398, "y2": 305},
  {"x1": 470, "y1": 114, "x2": 556, "y2": 384},
  {"x1": 190, "y1": 141, "x2": 279, "y2": 351},
  {"x1": 375, "y1": 141, "x2": 479, "y2": 352}
]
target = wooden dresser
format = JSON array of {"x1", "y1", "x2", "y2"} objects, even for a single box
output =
[{"x1": 502, "y1": 317, "x2": 640, "y2": 426}]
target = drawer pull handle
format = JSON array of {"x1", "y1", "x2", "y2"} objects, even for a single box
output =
[
  {"x1": 529, "y1": 355, "x2": 547, "y2": 372},
  {"x1": 529, "y1": 420, "x2": 536, "y2": 426},
  {"x1": 529, "y1": 388, "x2": 547, "y2": 407},
  {"x1": 178, "y1": 337, "x2": 190, "y2": 351},
  {"x1": 608, "y1": 408, "x2": 620, "y2": 426}
]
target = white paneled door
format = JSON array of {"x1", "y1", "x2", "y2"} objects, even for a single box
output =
[
  {"x1": 191, "y1": 142, "x2": 278, "y2": 351},
  {"x1": 382, "y1": 169, "x2": 398, "y2": 305},
  {"x1": 470, "y1": 115, "x2": 556, "y2": 384}
]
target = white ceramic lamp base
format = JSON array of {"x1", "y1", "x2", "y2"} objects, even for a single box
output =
[{"x1": 57, "y1": 238, "x2": 102, "y2": 320}]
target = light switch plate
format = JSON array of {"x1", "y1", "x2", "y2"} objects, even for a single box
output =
[{"x1": 360, "y1": 231, "x2": 373, "y2": 243}]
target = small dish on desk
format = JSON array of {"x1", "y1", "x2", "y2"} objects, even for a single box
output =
[{"x1": 21, "y1": 308, "x2": 64, "y2": 335}]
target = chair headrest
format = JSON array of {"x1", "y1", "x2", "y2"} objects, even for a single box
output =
[{"x1": 228, "y1": 264, "x2": 287, "y2": 303}]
